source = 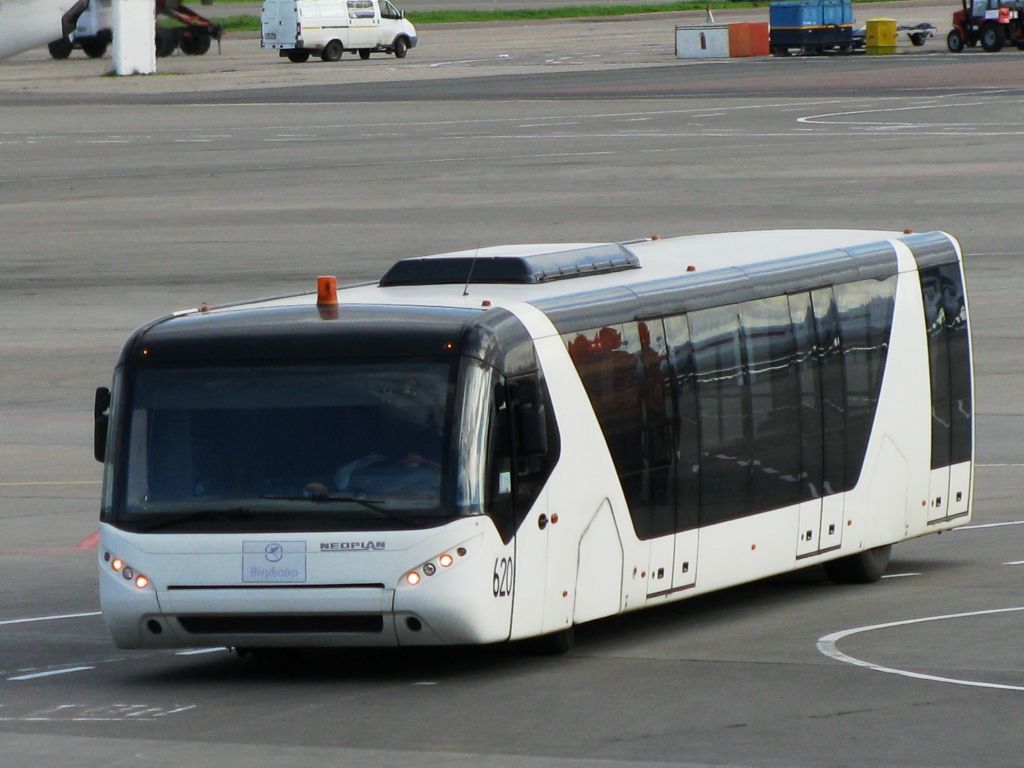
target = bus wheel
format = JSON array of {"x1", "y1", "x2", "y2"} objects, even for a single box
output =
[
  {"x1": 824, "y1": 544, "x2": 892, "y2": 584},
  {"x1": 287, "y1": 50, "x2": 310, "y2": 63},
  {"x1": 520, "y1": 626, "x2": 575, "y2": 655},
  {"x1": 321, "y1": 40, "x2": 343, "y2": 61},
  {"x1": 48, "y1": 38, "x2": 74, "y2": 60}
]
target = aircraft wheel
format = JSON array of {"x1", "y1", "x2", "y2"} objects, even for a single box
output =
[
  {"x1": 181, "y1": 32, "x2": 211, "y2": 56},
  {"x1": 81, "y1": 39, "x2": 108, "y2": 59},
  {"x1": 155, "y1": 27, "x2": 179, "y2": 57},
  {"x1": 48, "y1": 38, "x2": 74, "y2": 60}
]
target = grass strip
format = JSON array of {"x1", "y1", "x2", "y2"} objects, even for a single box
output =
[{"x1": 211, "y1": 0, "x2": 909, "y2": 32}]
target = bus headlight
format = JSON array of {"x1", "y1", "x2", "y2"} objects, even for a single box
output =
[
  {"x1": 104, "y1": 551, "x2": 152, "y2": 590},
  {"x1": 400, "y1": 545, "x2": 470, "y2": 588}
]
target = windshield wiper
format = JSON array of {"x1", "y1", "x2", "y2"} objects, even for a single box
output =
[
  {"x1": 259, "y1": 494, "x2": 422, "y2": 527},
  {"x1": 133, "y1": 508, "x2": 260, "y2": 533}
]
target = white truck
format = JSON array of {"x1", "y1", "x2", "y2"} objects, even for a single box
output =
[{"x1": 261, "y1": 0, "x2": 417, "y2": 62}]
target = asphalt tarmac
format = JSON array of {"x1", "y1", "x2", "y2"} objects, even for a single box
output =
[{"x1": 2, "y1": 13, "x2": 1024, "y2": 768}]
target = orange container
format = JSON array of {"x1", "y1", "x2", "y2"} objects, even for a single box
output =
[{"x1": 728, "y1": 22, "x2": 770, "y2": 57}]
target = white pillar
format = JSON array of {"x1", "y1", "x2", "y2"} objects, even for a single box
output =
[{"x1": 112, "y1": 0, "x2": 156, "y2": 75}]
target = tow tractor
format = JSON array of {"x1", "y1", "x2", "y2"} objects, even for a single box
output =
[
  {"x1": 48, "y1": 0, "x2": 222, "y2": 59},
  {"x1": 947, "y1": 0, "x2": 1024, "y2": 51}
]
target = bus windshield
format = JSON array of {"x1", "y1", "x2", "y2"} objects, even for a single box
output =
[{"x1": 114, "y1": 362, "x2": 456, "y2": 532}]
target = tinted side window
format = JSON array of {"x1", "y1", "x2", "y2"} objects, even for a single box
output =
[
  {"x1": 944, "y1": 265, "x2": 972, "y2": 465},
  {"x1": 690, "y1": 305, "x2": 748, "y2": 526},
  {"x1": 665, "y1": 314, "x2": 700, "y2": 532},
  {"x1": 628, "y1": 319, "x2": 675, "y2": 538},
  {"x1": 920, "y1": 263, "x2": 973, "y2": 467},
  {"x1": 565, "y1": 323, "x2": 674, "y2": 539},
  {"x1": 740, "y1": 296, "x2": 801, "y2": 512},
  {"x1": 920, "y1": 267, "x2": 952, "y2": 469},
  {"x1": 789, "y1": 292, "x2": 824, "y2": 499},
  {"x1": 565, "y1": 325, "x2": 643, "y2": 477},
  {"x1": 811, "y1": 287, "x2": 845, "y2": 494},
  {"x1": 835, "y1": 277, "x2": 897, "y2": 488}
]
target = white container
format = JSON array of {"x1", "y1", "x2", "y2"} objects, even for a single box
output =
[{"x1": 675, "y1": 24, "x2": 729, "y2": 58}]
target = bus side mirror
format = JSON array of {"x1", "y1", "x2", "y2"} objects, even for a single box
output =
[{"x1": 94, "y1": 386, "x2": 110, "y2": 463}]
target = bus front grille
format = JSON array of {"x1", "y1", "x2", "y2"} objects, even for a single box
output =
[{"x1": 176, "y1": 614, "x2": 384, "y2": 634}]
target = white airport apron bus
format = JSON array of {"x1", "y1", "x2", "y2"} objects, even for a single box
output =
[{"x1": 94, "y1": 230, "x2": 974, "y2": 653}]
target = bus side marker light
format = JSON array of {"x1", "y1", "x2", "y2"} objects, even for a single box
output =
[
  {"x1": 111, "y1": 557, "x2": 125, "y2": 573},
  {"x1": 456, "y1": 547, "x2": 467, "y2": 557},
  {"x1": 122, "y1": 567, "x2": 135, "y2": 580},
  {"x1": 439, "y1": 553, "x2": 454, "y2": 568},
  {"x1": 423, "y1": 563, "x2": 437, "y2": 577},
  {"x1": 406, "y1": 572, "x2": 421, "y2": 586},
  {"x1": 135, "y1": 575, "x2": 150, "y2": 589}
]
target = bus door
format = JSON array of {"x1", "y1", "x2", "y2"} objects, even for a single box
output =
[
  {"x1": 819, "y1": 494, "x2": 844, "y2": 552},
  {"x1": 796, "y1": 499, "x2": 822, "y2": 557},
  {"x1": 505, "y1": 374, "x2": 560, "y2": 639}
]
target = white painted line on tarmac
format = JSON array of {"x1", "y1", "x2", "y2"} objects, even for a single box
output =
[
  {"x1": 0, "y1": 611, "x2": 101, "y2": 627},
  {"x1": 880, "y1": 572, "x2": 921, "y2": 579},
  {"x1": 8, "y1": 666, "x2": 94, "y2": 681},
  {"x1": 1004, "y1": 561, "x2": 1024, "y2": 566},
  {"x1": 818, "y1": 606, "x2": 1024, "y2": 692},
  {"x1": 978, "y1": 463, "x2": 1024, "y2": 467},
  {"x1": 175, "y1": 648, "x2": 227, "y2": 656}
]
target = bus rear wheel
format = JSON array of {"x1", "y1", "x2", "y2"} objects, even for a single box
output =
[
  {"x1": 520, "y1": 626, "x2": 575, "y2": 655},
  {"x1": 824, "y1": 544, "x2": 892, "y2": 584}
]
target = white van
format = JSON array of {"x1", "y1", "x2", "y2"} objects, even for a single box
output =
[{"x1": 261, "y1": 0, "x2": 417, "y2": 62}]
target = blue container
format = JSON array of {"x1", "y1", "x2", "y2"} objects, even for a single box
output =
[
  {"x1": 770, "y1": 0, "x2": 853, "y2": 27},
  {"x1": 770, "y1": 0, "x2": 855, "y2": 53},
  {"x1": 769, "y1": 2, "x2": 823, "y2": 28}
]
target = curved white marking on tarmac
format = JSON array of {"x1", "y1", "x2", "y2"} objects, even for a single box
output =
[
  {"x1": 818, "y1": 607, "x2": 1024, "y2": 692},
  {"x1": 0, "y1": 612, "x2": 101, "y2": 627},
  {"x1": 797, "y1": 102, "x2": 989, "y2": 127}
]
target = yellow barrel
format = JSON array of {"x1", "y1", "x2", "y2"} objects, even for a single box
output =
[{"x1": 866, "y1": 18, "x2": 898, "y2": 54}]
